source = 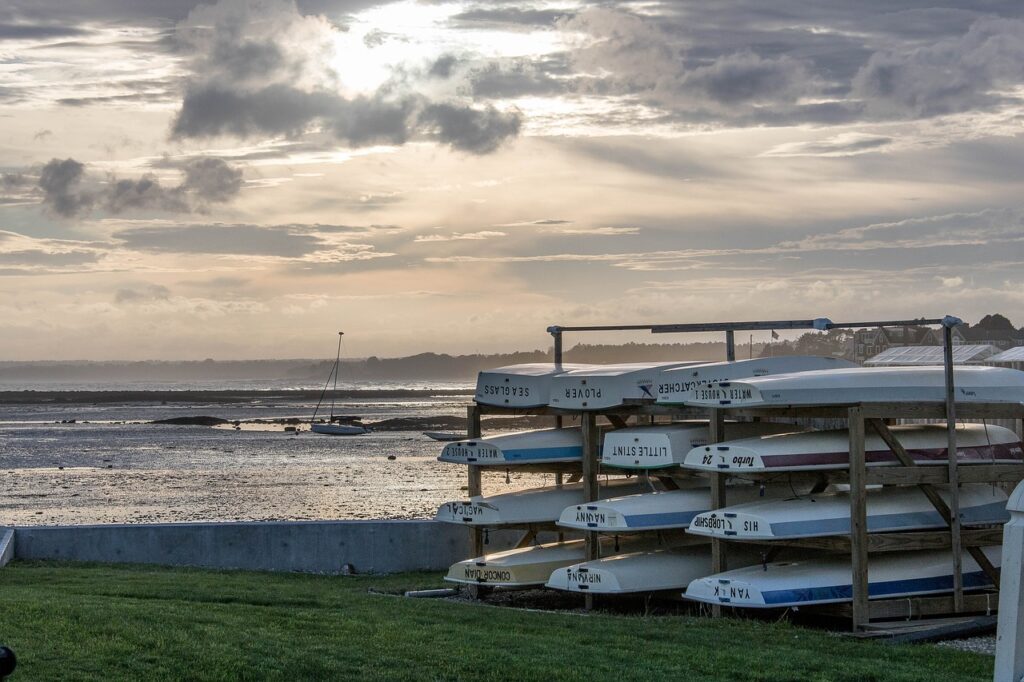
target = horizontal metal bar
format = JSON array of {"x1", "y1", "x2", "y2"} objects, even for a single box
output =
[
  {"x1": 652, "y1": 320, "x2": 829, "y2": 334},
  {"x1": 825, "y1": 318, "x2": 945, "y2": 329}
]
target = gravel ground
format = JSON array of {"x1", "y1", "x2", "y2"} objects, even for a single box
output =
[{"x1": 936, "y1": 635, "x2": 996, "y2": 655}]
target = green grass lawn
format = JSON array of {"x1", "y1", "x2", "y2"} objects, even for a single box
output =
[{"x1": 0, "y1": 561, "x2": 995, "y2": 681}]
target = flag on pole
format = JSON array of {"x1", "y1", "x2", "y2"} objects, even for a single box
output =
[{"x1": 771, "y1": 330, "x2": 779, "y2": 340}]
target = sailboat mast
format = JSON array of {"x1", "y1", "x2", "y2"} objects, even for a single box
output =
[{"x1": 330, "y1": 331, "x2": 343, "y2": 420}]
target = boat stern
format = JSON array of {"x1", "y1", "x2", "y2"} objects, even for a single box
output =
[
  {"x1": 684, "y1": 575, "x2": 767, "y2": 607},
  {"x1": 683, "y1": 443, "x2": 767, "y2": 472},
  {"x1": 434, "y1": 499, "x2": 501, "y2": 525},
  {"x1": 437, "y1": 440, "x2": 505, "y2": 464},
  {"x1": 546, "y1": 564, "x2": 622, "y2": 593},
  {"x1": 688, "y1": 509, "x2": 776, "y2": 539}
]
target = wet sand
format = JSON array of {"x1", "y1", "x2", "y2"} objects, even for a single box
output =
[{"x1": 0, "y1": 423, "x2": 555, "y2": 526}]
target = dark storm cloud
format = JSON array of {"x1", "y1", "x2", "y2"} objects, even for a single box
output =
[{"x1": 37, "y1": 157, "x2": 243, "y2": 218}]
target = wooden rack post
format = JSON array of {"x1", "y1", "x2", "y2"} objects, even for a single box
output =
[
  {"x1": 467, "y1": 405, "x2": 483, "y2": 557},
  {"x1": 943, "y1": 324, "x2": 964, "y2": 612},
  {"x1": 581, "y1": 411, "x2": 600, "y2": 610},
  {"x1": 848, "y1": 407, "x2": 869, "y2": 631},
  {"x1": 708, "y1": 408, "x2": 727, "y2": 617}
]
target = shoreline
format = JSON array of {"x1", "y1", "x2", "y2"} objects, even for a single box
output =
[{"x1": 0, "y1": 388, "x2": 476, "y2": 405}]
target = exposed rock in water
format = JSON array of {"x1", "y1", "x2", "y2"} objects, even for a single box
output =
[{"x1": 151, "y1": 416, "x2": 230, "y2": 426}]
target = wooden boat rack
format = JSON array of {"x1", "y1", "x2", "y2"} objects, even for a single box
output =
[{"x1": 457, "y1": 316, "x2": 1024, "y2": 631}]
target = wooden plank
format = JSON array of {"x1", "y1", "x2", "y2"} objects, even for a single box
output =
[
  {"x1": 943, "y1": 326, "x2": 965, "y2": 613},
  {"x1": 867, "y1": 419, "x2": 953, "y2": 524},
  {"x1": 734, "y1": 527, "x2": 1004, "y2": 553},
  {"x1": 849, "y1": 407, "x2": 869, "y2": 631},
  {"x1": 848, "y1": 465, "x2": 1024, "y2": 486},
  {"x1": 815, "y1": 592, "x2": 1000, "y2": 621}
]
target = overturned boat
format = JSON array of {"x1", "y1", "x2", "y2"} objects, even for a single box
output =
[
  {"x1": 435, "y1": 478, "x2": 655, "y2": 526},
  {"x1": 548, "y1": 362, "x2": 702, "y2": 410},
  {"x1": 684, "y1": 546, "x2": 1001, "y2": 608},
  {"x1": 475, "y1": 363, "x2": 595, "y2": 408},
  {"x1": 655, "y1": 356, "x2": 857, "y2": 405},
  {"x1": 687, "y1": 484, "x2": 1008, "y2": 540},
  {"x1": 682, "y1": 423, "x2": 1023, "y2": 473},
  {"x1": 601, "y1": 421, "x2": 801, "y2": 470},
  {"x1": 556, "y1": 483, "x2": 793, "y2": 532},
  {"x1": 438, "y1": 427, "x2": 583, "y2": 465},
  {"x1": 679, "y1": 365, "x2": 1024, "y2": 408}
]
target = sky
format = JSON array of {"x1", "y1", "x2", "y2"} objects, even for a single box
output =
[{"x1": 1, "y1": 0, "x2": 1023, "y2": 360}]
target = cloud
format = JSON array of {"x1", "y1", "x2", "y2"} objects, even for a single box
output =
[
  {"x1": 414, "y1": 231, "x2": 506, "y2": 242},
  {"x1": 115, "y1": 284, "x2": 171, "y2": 303},
  {"x1": 418, "y1": 103, "x2": 522, "y2": 154},
  {"x1": 37, "y1": 157, "x2": 243, "y2": 218},
  {"x1": 761, "y1": 133, "x2": 894, "y2": 157},
  {"x1": 111, "y1": 222, "x2": 395, "y2": 262},
  {"x1": 852, "y1": 17, "x2": 1024, "y2": 118},
  {"x1": 451, "y1": 8, "x2": 571, "y2": 29},
  {"x1": 39, "y1": 158, "x2": 92, "y2": 217},
  {"x1": 169, "y1": 0, "x2": 521, "y2": 154},
  {"x1": 0, "y1": 22, "x2": 89, "y2": 39}
]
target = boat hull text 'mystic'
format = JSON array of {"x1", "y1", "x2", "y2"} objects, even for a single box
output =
[
  {"x1": 683, "y1": 423, "x2": 1022, "y2": 473},
  {"x1": 475, "y1": 363, "x2": 595, "y2": 408},
  {"x1": 438, "y1": 427, "x2": 583, "y2": 465},
  {"x1": 684, "y1": 547, "x2": 1001, "y2": 608},
  {"x1": 680, "y1": 365, "x2": 1024, "y2": 408}
]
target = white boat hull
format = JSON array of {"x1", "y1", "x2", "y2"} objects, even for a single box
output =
[
  {"x1": 435, "y1": 479, "x2": 654, "y2": 526},
  {"x1": 547, "y1": 545, "x2": 764, "y2": 594},
  {"x1": 680, "y1": 365, "x2": 1024, "y2": 408},
  {"x1": 475, "y1": 363, "x2": 594, "y2": 408},
  {"x1": 548, "y1": 362, "x2": 701, "y2": 411},
  {"x1": 655, "y1": 356, "x2": 857, "y2": 405},
  {"x1": 684, "y1": 547, "x2": 1001, "y2": 608},
  {"x1": 310, "y1": 423, "x2": 368, "y2": 435},
  {"x1": 445, "y1": 537, "x2": 654, "y2": 587},
  {"x1": 438, "y1": 427, "x2": 583, "y2": 465},
  {"x1": 683, "y1": 423, "x2": 1022, "y2": 473},
  {"x1": 601, "y1": 421, "x2": 802, "y2": 470},
  {"x1": 556, "y1": 484, "x2": 793, "y2": 532},
  {"x1": 688, "y1": 484, "x2": 1008, "y2": 540}
]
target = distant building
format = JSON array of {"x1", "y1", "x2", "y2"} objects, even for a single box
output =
[
  {"x1": 853, "y1": 315, "x2": 1024, "y2": 364},
  {"x1": 988, "y1": 347, "x2": 1024, "y2": 371},
  {"x1": 852, "y1": 326, "x2": 930, "y2": 364},
  {"x1": 865, "y1": 344, "x2": 1000, "y2": 367}
]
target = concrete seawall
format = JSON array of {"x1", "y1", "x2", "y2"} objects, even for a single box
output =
[{"x1": 8, "y1": 520, "x2": 523, "y2": 574}]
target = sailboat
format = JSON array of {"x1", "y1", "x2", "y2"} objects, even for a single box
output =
[{"x1": 310, "y1": 332, "x2": 369, "y2": 436}]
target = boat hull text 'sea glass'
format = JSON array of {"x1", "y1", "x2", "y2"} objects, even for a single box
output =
[
  {"x1": 680, "y1": 365, "x2": 1024, "y2": 408},
  {"x1": 687, "y1": 484, "x2": 1008, "y2": 540},
  {"x1": 475, "y1": 363, "x2": 595, "y2": 408},
  {"x1": 683, "y1": 423, "x2": 1023, "y2": 473},
  {"x1": 684, "y1": 547, "x2": 1001, "y2": 608},
  {"x1": 438, "y1": 427, "x2": 584, "y2": 465},
  {"x1": 655, "y1": 356, "x2": 858, "y2": 405}
]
